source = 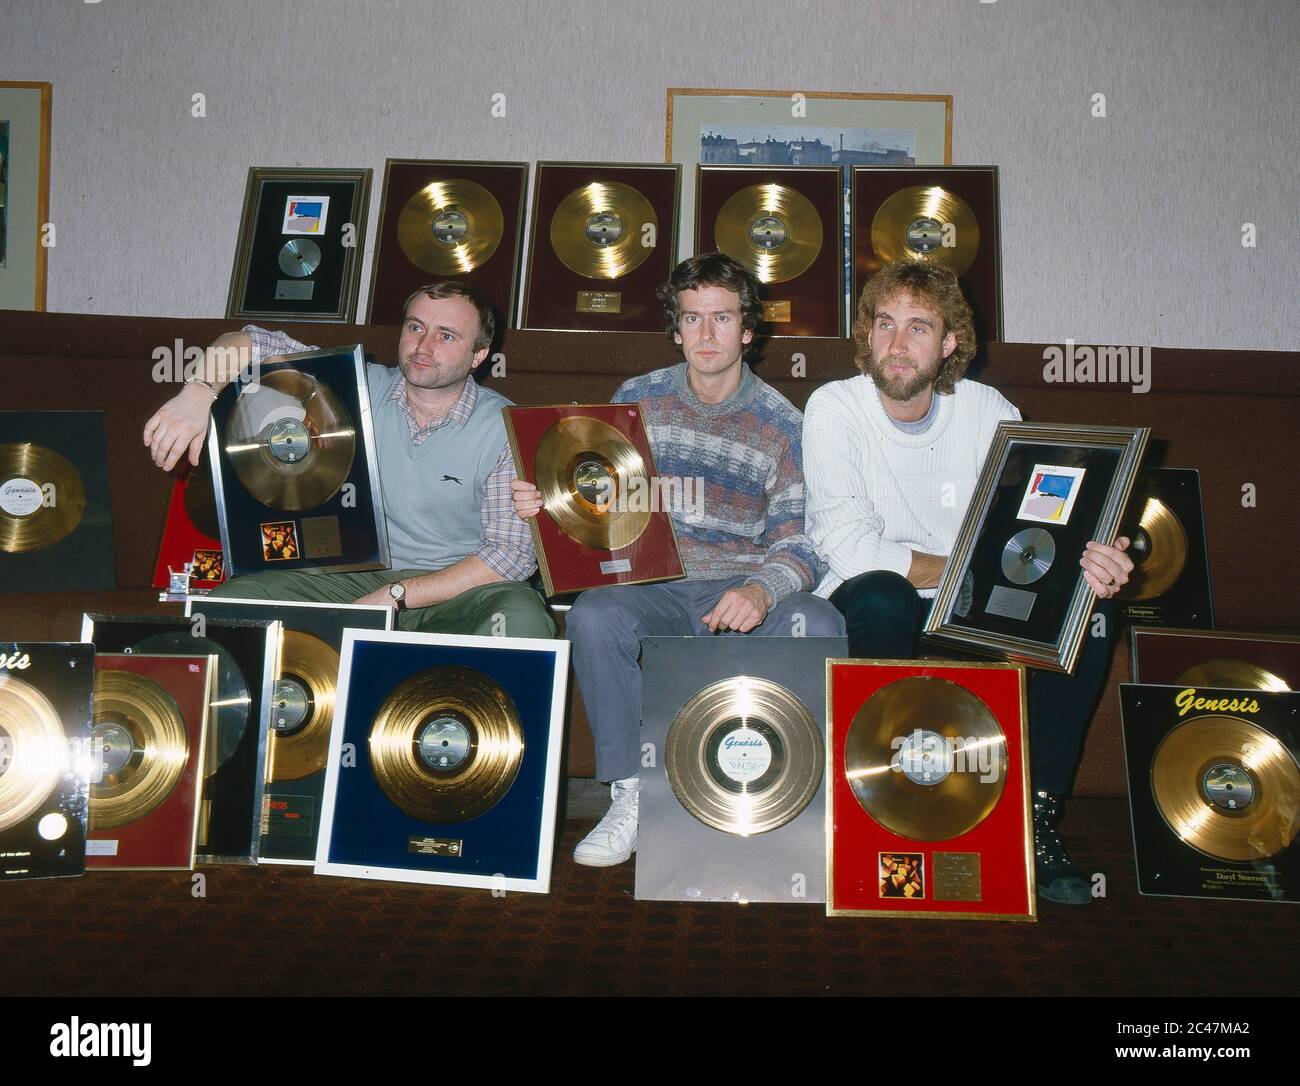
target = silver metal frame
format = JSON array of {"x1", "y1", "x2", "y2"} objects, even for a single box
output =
[
  {"x1": 923, "y1": 421, "x2": 1150, "y2": 673},
  {"x1": 206, "y1": 344, "x2": 391, "y2": 577}
]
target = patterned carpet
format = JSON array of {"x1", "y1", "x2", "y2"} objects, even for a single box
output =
[{"x1": 2, "y1": 799, "x2": 1295, "y2": 998}]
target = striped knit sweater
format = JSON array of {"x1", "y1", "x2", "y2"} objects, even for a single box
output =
[{"x1": 613, "y1": 362, "x2": 817, "y2": 606}]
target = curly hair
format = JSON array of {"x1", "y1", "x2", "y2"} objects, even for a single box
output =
[
  {"x1": 852, "y1": 261, "x2": 977, "y2": 394},
  {"x1": 657, "y1": 252, "x2": 765, "y2": 340}
]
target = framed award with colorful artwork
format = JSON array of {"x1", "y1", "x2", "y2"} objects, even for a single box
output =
[
  {"x1": 225, "y1": 167, "x2": 372, "y2": 323},
  {"x1": 924, "y1": 422, "x2": 1149, "y2": 673}
]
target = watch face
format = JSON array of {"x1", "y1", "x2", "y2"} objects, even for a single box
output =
[{"x1": 390, "y1": 583, "x2": 404, "y2": 601}]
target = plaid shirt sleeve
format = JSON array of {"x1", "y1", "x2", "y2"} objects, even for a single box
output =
[
  {"x1": 474, "y1": 442, "x2": 537, "y2": 581},
  {"x1": 243, "y1": 326, "x2": 316, "y2": 365}
]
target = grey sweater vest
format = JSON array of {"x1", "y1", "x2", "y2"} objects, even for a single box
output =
[{"x1": 366, "y1": 365, "x2": 512, "y2": 571}]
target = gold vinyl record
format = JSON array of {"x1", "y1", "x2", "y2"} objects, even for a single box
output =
[
  {"x1": 870, "y1": 185, "x2": 980, "y2": 277},
  {"x1": 1118, "y1": 496, "x2": 1188, "y2": 601},
  {"x1": 89, "y1": 670, "x2": 189, "y2": 830},
  {"x1": 268, "y1": 630, "x2": 338, "y2": 781},
  {"x1": 369, "y1": 665, "x2": 524, "y2": 823},
  {"x1": 1151, "y1": 714, "x2": 1300, "y2": 861},
  {"x1": 714, "y1": 183, "x2": 823, "y2": 284},
  {"x1": 845, "y1": 676, "x2": 1008, "y2": 841},
  {"x1": 224, "y1": 369, "x2": 356, "y2": 511},
  {"x1": 534, "y1": 416, "x2": 651, "y2": 551},
  {"x1": 549, "y1": 181, "x2": 658, "y2": 280},
  {"x1": 1175, "y1": 659, "x2": 1291, "y2": 693},
  {"x1": 0, "y1": 674, "x2": 66, "y2": 833},
  {"x1": 397, "y1": 179, "x2": 505, "y2": 275},
  {"x1": 0, "y1": 443, "x2": 87, "y2": 554},
  {"x1": 131, "y1": 634, "x2": 250, "y2": 778},
  {"x1": 664, "y1": 675, "x2": 822, "y2": 836}
]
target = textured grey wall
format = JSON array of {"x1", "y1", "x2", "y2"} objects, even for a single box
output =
[{"x1": 2, "y1": 0, "x2": 1295, "y2": 350}]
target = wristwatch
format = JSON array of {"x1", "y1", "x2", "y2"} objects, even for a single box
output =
[{"x1": 388, "y1": 582, "x2": 407, "y2": 612}]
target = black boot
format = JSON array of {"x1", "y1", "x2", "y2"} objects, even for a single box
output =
[{"x1": 1033, "y1": 791, "x2": 1092, "y2": 905}]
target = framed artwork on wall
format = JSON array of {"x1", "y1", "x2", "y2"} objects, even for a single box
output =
[{"x1": 0, "y1": 81, "x2": 52, "y2": 311}]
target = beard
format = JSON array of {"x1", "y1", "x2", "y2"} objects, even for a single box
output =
[{"x1": 864, "y1": 351, "x2": 942, "y2": 403}]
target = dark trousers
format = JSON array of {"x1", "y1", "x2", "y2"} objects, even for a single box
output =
[{"x1": 830, "y1": 570, "x2": 1115, "y2": 795}]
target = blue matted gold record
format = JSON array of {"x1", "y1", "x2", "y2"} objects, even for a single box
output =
[{"x1": 315, "y1": 630, "x2": 569, "y2": 893}]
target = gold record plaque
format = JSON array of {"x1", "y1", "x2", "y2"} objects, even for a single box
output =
[
  {"x1": 208, "y1": 347, "x2": 390, "y2": 576},
  {"x1": 268, "y1": 631, "x2": 337, "y2": 782},
  {"x1": 852, "y1": 166, "x2": 1002, "y2": 342},
  {"x1": 89, "y1": 670, "x2": 189, "y2": 830},
  {"x1": 664, "y1": 675, "x2": 822, "y2": 836},
  {"x1": 0, "y1": 413, "x2": 116, "y2": 593},
  {"x1": 827, "y1": 660, "x2": 1034, "y2": 921},
  {"x1": 696, "y1": 164, "x2": 843, "y2": 337},
  {"x1": 1120, "y1": 684, "x2": 1300, "y2": 901},
  {"x1": 635, "y1": 636, "x2": 840, "y2": 903},
  {"x1": 369, "y1": 665, "x2": 524, "y2": 823},
  {"x1": 505, "y1": 404, "x2": 685, "y2": 596},
  {"x1": 367, "y1": 160, "x2": 528, "y2": 327},
  {"x1": 314, "y1": 631, "x2": 569, "y2": 893},
  {"x1": 522, "y1": 162, "x2": 681, "y2": 332},
  {"x1": 0, "y1": 643, "x2": 95, "y2": 881},
  {"x1": 1117, "y1": 468, "x2": 1213, "y2": 628}
]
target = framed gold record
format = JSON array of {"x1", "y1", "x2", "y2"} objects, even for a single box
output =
[
  {"x1": 1120, "y1": 683, "x2": 1300, "y2": 902},
  {"x1": 0, "y1": 411, "x2": 116, "y2": 593},
  {"x1": 696, "y1": 164, "x2": 843, "y2": 337},
  {"x1": 504, "y1": 403, "x2": 685, "y2": 596},
  {"x1": 521, "y1": 161, "x2": 682, "y2": 332},
  {"x1": 207, "y1": 346, "x2": 390, "y2": 576},
  {"x1": 367, "y1": 159, "x2": 529, "y2": 328},
  {"x1": 637, "y1": 636, "x2": 845, "y2": 903},
  {"x1": 827, "y1": 659, "x2": 1035, "y2": 921},
  {"x1": 852, "y1": 165, "x2": 1003, "y2": 343}
]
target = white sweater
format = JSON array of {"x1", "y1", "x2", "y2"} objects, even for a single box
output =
[{"x1": 803, "y1": 374, "x2": 1020, "y2": 599}]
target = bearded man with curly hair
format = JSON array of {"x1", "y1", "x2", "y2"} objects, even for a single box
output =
[{"x1": 803, "y1": 261, "x2": 1134, "y2": 906}]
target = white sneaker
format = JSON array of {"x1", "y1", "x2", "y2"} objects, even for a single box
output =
[{"x1": 573, "y1": 777, "x2": 639, "y2": 867}]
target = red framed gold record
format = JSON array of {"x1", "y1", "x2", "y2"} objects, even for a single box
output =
[
  {"x1": 86, "y1": 653, "x2": 213, "y2": 870},
  {"x1": 696, "y1": 164, "x2": 843, "y2": 338},
  {"x1": 826, "y1": 659, "x2": 1035, "y2": 920},
  {"x1": 505, "y1": 404, "x2": 685, "y2": 597}
]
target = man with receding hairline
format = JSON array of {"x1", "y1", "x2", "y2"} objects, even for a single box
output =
[{"x1": 142, "y1": 281, "x2": 553, "y2": 637}]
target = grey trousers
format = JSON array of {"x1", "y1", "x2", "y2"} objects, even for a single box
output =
[{"x1": 566, "y1": 577, "x2": 846, "y2": 782}]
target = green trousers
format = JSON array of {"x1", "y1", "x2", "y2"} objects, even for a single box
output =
[{"x1": 209, "y1": 568, "x2": 556, "y2": 639}]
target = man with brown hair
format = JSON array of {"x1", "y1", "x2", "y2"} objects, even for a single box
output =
[
  {"x1": 143, "y1": 281, "x2": 553, "y2": 637},
  {"x1": 803, "y1": 260, "x2": 1133, "y2": 905},
  {"x1": 513, "y1": 252, "x2": 844, "y2": 867}
]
